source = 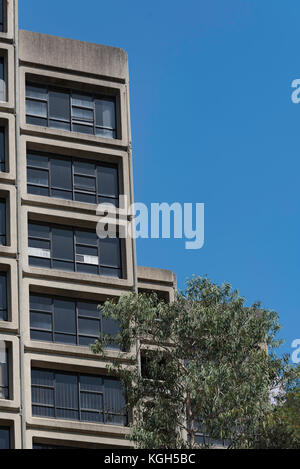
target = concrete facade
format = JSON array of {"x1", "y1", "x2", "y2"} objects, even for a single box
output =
[{"x1": 0, "y1": 1, "x2": 176, "y2": 449}]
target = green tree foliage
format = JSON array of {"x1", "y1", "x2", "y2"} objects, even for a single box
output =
[
  {"x1": 251, "y1": 373, "x2": 300, "y2": 448},
  {"x1": 92, "y1": 276, "x2": 298, "y2": 449}
]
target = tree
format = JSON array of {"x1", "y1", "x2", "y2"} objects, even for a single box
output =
[
  {"x1": 251, "y1": 373, "x2": 300, "y2": 448},
  {"x1": 92, "y1": 276, "x2": 297, "y2": 449}
]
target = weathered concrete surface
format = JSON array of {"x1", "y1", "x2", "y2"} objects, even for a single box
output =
[
  {"x1": 19, "y1": 30, "x2": 128, "y2": 81},
  {"x1": 138, "y1": 265, "x2": 177, "y2": 286}
]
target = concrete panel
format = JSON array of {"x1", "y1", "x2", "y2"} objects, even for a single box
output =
[
  {"x1": 19, "y1": 30, "x2": 129, "y2": 82},
  {"x1": 0, "y1": 112, "x2": 16, "y2": 184},
  {"x1": 0, "y1": 0, "x2": 15, "y2": 41},
  {"x1": 0, "y1": 258, "x2": 18, "y2": 330},
  {"x1": 0, "y1": 43, "x2": 15, "y2": 112},
  {"x1": 19, "y1": 134, "x2": 132, "y2": 220},
  {"x1": 19, "y1": 65, "x2": 129, "y2": 148},
  {"x1": 0, "y1": 334, "x2": 20, "y2": 411},
  {"x1": 0, "y1": 183, "x2": 17, "y2": 256},
  {"x1": 27, "y1": 429, "x2": 133, "y2": 448},
  {"x1": 0, "y1": 412, "x2": 22, "y2": 449},
  {"x1": 138, "y1": 265, "x2": 177, "y2": 286}
]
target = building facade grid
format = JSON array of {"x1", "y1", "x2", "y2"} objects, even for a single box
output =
[{"x1": 0, "y1": 0, "x2": 177, "y2": 449}]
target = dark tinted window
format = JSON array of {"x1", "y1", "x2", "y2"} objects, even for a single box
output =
[
  {"x1": 0, "y1": 57, "x2": 5, "y2": 102},
  {"x1": 52, "y1": 227, "x2": 74, "y2": 271},
  {"x1": 49, "y1": 90, "x2": 70, "y2": 122},
  {"x1": 0, "y1": 199, "x2": 6, "y2": 245},
  {"x1": 0, "y1": 0, "x2": 4, "y2": 32},
  {"x1": 0, "y1": 427, "x2": 10, "y2": 449},
  {"x1": 100, "y1": 238, "x2": 121, "y2": 278},
  {"x1": 33, "y1": 443, "x2": 75, "y2": 449},
  {"x1": 141, "y1": 350, "x2": 168, "y2": 381},
  {"x1": 30, "y1": 294, "x2": 119, "y2": 348},
  {"x1": 194, "y1": 432, "x2": 229, "y2": 448},
  {"x1": 0, "y1": 128, "x2": 5, "y2": 172},
  {"x1": 51, "y1": 158, "x2": 72, "y2": 199},
  {"x1": 28, "y1": 222, "x2": 122, "y2": 278},
  {"x1": 26, "y1": 84, "x2": 116, "y2": 139},
  {"x1": 0, "y1": 272, "x2": 7, "y2": 321},
  {"x1": 191, "y1": 418, "x2": 230, "y2": 447},
  {"x1": 28, "y1": 222, "x2": 51, "y2": 269},
  {"x1": 0, "y1": 346, "x2": 8, "y2": 399},
  {"x1": 27, "y1": 152, "x2": 119, "y2": 207},
  {"x1": 31, "y1": 369, "x2": 127, "y2": 425}
]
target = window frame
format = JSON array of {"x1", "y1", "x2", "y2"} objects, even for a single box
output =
[
  {"x1": 27, "y1": 151, "x2": 119, "y2": 207},
  {"x1": 0, "y1": 126, "x2": 5, "y2": 172},
  {"x1": 0, "y1": 272, "x2": 7, "y2": 321},
  {"x1": 0, "y1": 55, "x2": 5, "y2": 102},
  {"x1": 29, "y1": 293, "x2": 119, "y2": 349},
  {"x1": 0, "y1": 346, "x2": 9, "y2": 400},
  {"x1": 32, "y1": 442, "x2": 75, "y2": 449},
  {"x1": 194, "y1": 431, "x2": 229, "y2": 448},
  {"x1": 28, "y1": 221, "x2": 122, "y2": 278},
  {"x1": 31, "y1": 368, "x2": 127, "y2": 426},
  {"x1": 0, "y1": 1, "x2": 3, "y2": 33},
  {"x1": 26, "y1": 83, "x2": 117, "y2": 139},
  {"x1": 0, "y1": 0, "x2": 5, "y2": 33},
  {"x1": 0, "y1": 197, "x2": 6, "y2": 245},
  {"x1": 0, "y1": 426, "x2": 10, "y2": 449}
]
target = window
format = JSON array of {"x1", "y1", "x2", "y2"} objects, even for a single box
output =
[
  {"x1": 0, "y1": 199, "x2": 6, "y2": 245},
  {"x1": 190, "y1": 419, "x2": 229, "y2": 447},
  {"x1": 33, "y1": 442, "x2": 112, "y2": 449},
  {"x1": 0, "y1": 128, "x2": 5, "y2": 172},
  {"x1": 141, "y1": 350, "x2": 168, "y2": 381},
  {"x1": 28, "y1": 222, "x2": 122, "y2": 278},
  {"x1": 0, "y1": 427, "x2": 10, "y2": 449},
  {"x1": 27, "y1": 152, "x2": 119, "y2": 206},
  {"x1": 0, "y1": 1, "x2": 4, "y2": 33},
  {"x1": 0, "y1": 346, "x2": 8, "y2": 399},
  {"x1": 0, "y1": 273, "x2": 7, "y2": 321},
  {"x1": 26, "y1": 84, "x2": 117, "y2": 139},
  {"x1": 33, "y1": 443, "x2": 75, "y2": 450},
  {"x1": 31, "y1": 369, "x2": 127, "y2": 425},
  {"x1": 0, "y1": 57, "x2": 5, "y2": 102},
  {"x1": 30, "y1": 294, "x2": 119, "y2": 348},
  {"x1": 194, "y1": 431, "x2": 229, "y2": 448}
]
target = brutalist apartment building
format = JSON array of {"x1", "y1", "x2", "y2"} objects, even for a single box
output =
[{"x1": 0, "y1": 0, "x2": 176, "y2": 449}]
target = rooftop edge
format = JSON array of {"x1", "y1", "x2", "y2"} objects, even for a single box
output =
[{"x1": 18, "y1": 30, "x2": 129, "y2": 81}]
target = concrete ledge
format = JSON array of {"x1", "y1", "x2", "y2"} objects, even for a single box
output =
[
  {"x1": 27, "y1": 416, "x2": 130, "y2": 439},
  {"x1": 23, "y1": 266, "x2": 133, "y2": 290},
  {"x1": 137, "y1": 266, "x2": 176, "y2": 286},
  {"x1": 0, "y1": 401, "x2": 20, "y2": 412},
  {"x1": 19, "y1": 31, "x2": 129, "y2": 82},
  {"x1": 24, "y1": 340, "x2": 135, "y2": 364},
  {"x1": 27, "y1": 428, "x2": 133, "y2": 448},
  {"x1": 0, "y1": 412, "x2": 22, "y2": 449}
]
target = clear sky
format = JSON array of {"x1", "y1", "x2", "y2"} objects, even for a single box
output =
[{"x1": 20, "y1": 0, "x2": 300, "y2": 359}]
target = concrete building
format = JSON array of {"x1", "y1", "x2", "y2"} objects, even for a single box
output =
[{"x1": 0, "y1": 1, "x2": 176, "y2": 449}]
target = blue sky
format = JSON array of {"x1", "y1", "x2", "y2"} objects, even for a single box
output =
[{"x1": 20, "y1": 0, "x2": 300, "y2": 359}]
